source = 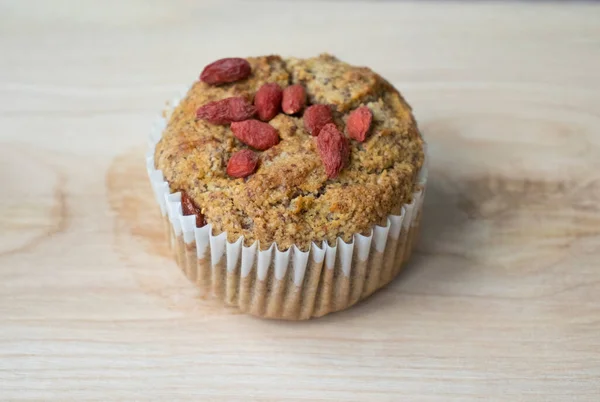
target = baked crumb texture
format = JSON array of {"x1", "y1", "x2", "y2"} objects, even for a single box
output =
[
  {"x1": 149, "y1": 54, "x2": 427, "y2": 319},
  {"x1": 155, "y1": 54, "x2": 424, "y2": 251}
]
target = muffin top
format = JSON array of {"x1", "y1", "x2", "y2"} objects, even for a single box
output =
[{"x1": 155, "y1": 54, "x2": 424, "y2": 250}]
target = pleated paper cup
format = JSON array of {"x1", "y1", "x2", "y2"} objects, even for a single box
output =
[{"x1": 146, "y1": 93, "x2": 428, "y2": 320}]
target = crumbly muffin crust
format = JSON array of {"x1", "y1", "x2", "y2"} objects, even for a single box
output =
[{"x1": 155, "y1": 54, "x2": 424, "y2": 250}]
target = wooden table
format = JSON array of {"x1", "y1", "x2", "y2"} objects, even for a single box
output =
[{"x1": 1, "y1": 1, "x2": 599, "y2": 400}]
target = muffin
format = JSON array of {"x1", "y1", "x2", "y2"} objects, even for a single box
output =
[{"x1": 146, "y1": 54, "x2": 427, "y2": 320}]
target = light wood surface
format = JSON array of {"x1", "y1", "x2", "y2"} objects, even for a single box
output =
[{"x1": 1, "y1": 1, "x2": 600, "y2": 400}]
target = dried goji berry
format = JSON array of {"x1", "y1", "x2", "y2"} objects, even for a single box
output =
[
  {"x1": 181, "y1": 190, "x2": 205, "y2": 227},
  {"x1": 346, "y1": 106, "x2": 372, "y2": 142},
  {"x1": 196, "y1": 97, "x2": 255, "y2": 125},
  {"x1": 254, "y1": 83, "x2": 283, "y2": 121},
  {"x1": 227, "y1": 149, "x2": 259, "y2": 178},
  {"x1": 281, "y1": 84, "x2": 306, "y2": 115},
  {"x1": 317, "y1": 123, "x2": 350, "y2": 179},
  {"x1": 303, "y1": 104, "x2": 333, "y2": 136},
  {"x1": 230, "y1": 120, "x2": 280, "y2": 151},
  {"x1": 200, "y1": 58, "x2": 251, "y2": 85}
]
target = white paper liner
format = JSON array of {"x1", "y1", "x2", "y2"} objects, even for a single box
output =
[{"x1": 146, "y1": 91, "x2": 428, "y2": 320}]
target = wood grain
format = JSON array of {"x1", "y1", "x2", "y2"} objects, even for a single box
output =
[{"x1": 1, "y1": 0, "x2": 599, "y2": 400}]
